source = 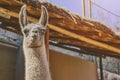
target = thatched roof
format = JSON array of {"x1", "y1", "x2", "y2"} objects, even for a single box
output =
[{"x1": 0, "y1": 0, "x2": 120, "y2": 58}]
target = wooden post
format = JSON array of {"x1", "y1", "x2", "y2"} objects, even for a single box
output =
[
  {"x1": 99, "y1": 55, "x2": 104, "y2": 80},
  {"x1": 45, "y1": 27, "x2": 49, "y2": 62},
  {"x1": 82, "y1": 0, "x2": 86, "y2": 17},
  {"x1": 118, "y1": 61, "x2": 120, "y2": 74},
  {"x1": 88, "y1": 0, "x2": 92, "y2": 18}
]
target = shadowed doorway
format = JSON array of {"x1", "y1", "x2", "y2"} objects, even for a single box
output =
[{"x1": 0, "y1": 43, "x2": 18, "y2": 80}]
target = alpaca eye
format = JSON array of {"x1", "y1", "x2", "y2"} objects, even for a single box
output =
[{"x1": 23, "y1": 29, "x2": 29, "y2": 37}]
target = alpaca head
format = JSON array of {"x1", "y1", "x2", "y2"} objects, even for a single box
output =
[{"x1": 19, "y1": 5, "x2": 48, "y2": 48}]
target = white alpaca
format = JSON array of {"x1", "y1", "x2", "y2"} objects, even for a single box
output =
[{"x1": 19, "y1": 5, "x2": 51, "y2": 80}]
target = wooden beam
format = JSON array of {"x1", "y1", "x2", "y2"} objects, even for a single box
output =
[
  {"x1": 0, "y1": 7, "x2": 18, "y2": 19},
  {"x1": 48, "y1": 24, "x2": 120, "y2": 54},
  {"x1": 0, "y1": 7, "x2": 39, "y2": 23},
  {"x1": 0, "y1": 12, "x2": 11, "y2": 19},
  {"x1": 0, "y1": 7, "x2": 120, "y2": 54}
]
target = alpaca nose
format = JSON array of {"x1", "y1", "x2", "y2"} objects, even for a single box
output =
[{"x1": 32, "y1": 34, "x2": 37, "y2": 39}]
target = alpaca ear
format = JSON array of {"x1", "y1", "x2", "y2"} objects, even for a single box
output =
[
  {"x1": 39, "y1": 6, "x2": 49, "y2": 27},
  {"x1": 19, "y1": 5, "x2": 28, "y2": 30}
]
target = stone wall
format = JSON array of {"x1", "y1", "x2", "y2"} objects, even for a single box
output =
[{"x1": 0, "y1": 28, "x2": 22, "y2": 46}]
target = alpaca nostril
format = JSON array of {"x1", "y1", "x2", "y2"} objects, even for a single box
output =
[{"x1": 32, "y1": 35, "x2": 37, "y2": 39}]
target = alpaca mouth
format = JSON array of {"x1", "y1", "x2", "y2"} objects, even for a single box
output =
[
  {"x1": 29, "y1": 45, "x2": 40, "y2": 48},
  {"x1": 28, "y1": 42, "x2": 40, "y2": 48},
  {"x1": 31, "y1": 37, "x2": 38, "y2": 42},
  {"x1": 31, "y1": 39, "x2": 36, "y2": 43}
]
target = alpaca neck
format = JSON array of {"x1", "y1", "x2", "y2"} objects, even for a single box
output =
[{"x1": 23, "y1": 39, "x2": 51, "y2": 80}]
